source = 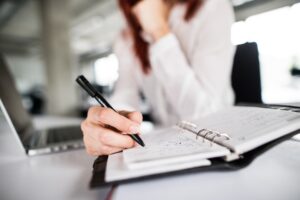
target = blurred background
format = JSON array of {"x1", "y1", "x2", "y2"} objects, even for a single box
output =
[{"x1": 0, "y1": 0, "x2": 300, "y2": 118}]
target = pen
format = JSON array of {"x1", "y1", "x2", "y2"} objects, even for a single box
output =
[{"x1": 76, "y1": 75, "x2": 145, "y2": 147}]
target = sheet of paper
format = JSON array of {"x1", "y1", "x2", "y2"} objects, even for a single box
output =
[
  {"x1": 123, "y1": 127, "x2": 230, "y2": 169},
  {"x1": 192, "y1": 107, "x2": 300, "y2": 154},
  {"x1": 105, "y1": 152, "x2": 211, "y2": 182}
]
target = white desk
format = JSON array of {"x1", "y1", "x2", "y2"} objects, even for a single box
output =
[
  {"x1": 0, "y1": 116, "x2": 111, "y2": 200},
  {"x1": 1, "y1": 115, "x2": 300, "y2": 200},
  {"x1": 113, "y1": 139, "x2": 300, "y2": 200},
  {"x1": 0, "y1": 150, "x2": 111, "y2": 200}
]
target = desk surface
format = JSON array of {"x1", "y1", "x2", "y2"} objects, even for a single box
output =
[
  {"x1": 0, "y1": 150, "x2": 110, "y2": 200},
  {"x1": 0, "y1": 116, "x2": 111, "y2": 200},
  {"x1": 1, "y1": 115, "x2": 300, "y2": 200},
  {"x1": 113, "y1": 139, "x2": 300, "y2": 200}
]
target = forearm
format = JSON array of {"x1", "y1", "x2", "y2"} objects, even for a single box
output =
[{"x1": 149, "y1": 33, "x2": 234, "y2": 120}]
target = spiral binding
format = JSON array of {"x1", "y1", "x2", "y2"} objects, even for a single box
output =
[{"x1": 176, "y1": 121, "x2": 231, "y2": 146}]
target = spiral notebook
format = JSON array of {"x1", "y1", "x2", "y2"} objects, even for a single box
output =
[{"x1": 92, "y1": 106, "x2": 300, "y2": 186}]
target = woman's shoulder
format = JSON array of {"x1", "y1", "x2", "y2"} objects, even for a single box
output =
[
  {"x1": 200, "y1": 0, "x2": 234, "y2": 19},
  {"x1": 190, "y1": 0, "x2": 234, "y2": 22},
  {"x1": 170, "y1": 0, "x2": 234, "y2": 29}
]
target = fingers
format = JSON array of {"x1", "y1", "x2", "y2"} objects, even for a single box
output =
[
  {"x1": 82, "y1": 107, "x2": 142, "y2": 156},
  {"x1": 88, "y1": 106, "x2": 141, "y2": 134},
  {"x1": 82, "y1": 120, "x2": 135, "y2": 149},
  {"x1": 83, "y1": 134, "x2": 123, "y2": 156}
]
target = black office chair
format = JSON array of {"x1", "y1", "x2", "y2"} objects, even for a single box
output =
[{"x1": 231, "y1": 42, "x2": 262, "y2": 104}]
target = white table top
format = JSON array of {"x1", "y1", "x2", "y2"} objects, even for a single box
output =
[
  {"x1": 0, "y1": 150, "x2": 111, "y2": 200},
  {"x1": 0, "y1": 116, "x2": 111, "y2": 200},
  {"x1": 112, "y1": 139, "x2": 300, "y2": 200},
  {"x1": 1, "y1": 114, "x2": 300, "y2": 200}
]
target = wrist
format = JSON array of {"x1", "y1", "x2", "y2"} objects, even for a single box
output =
[{"x1": 151, "y1": 25, "x2": 170, "y2": 42}]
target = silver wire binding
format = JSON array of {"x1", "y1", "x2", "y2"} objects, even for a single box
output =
[
  {"x1": 177, "y1": 120, "x2": 197, "y2": 130},
  {"x1": 177, "y1": 121, "x2": 231, "y2": 146}
]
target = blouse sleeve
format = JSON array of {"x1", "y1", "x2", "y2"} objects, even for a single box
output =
[
  {"x1": 109, "y1": 34, "x2": 140, "y2": 111},
  {"x1": 149, "y1": 0, "x2": 236, "y2": 121}
]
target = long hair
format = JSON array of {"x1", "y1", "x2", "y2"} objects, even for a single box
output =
[{"x1": 118, "y1": 0, "x2": 203, "y2": 74}]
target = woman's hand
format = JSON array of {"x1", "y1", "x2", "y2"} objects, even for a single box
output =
[
  {"x1": 133, "y1": 0, "x2": 171, "y2": 42},
  {"x1": 81, "y1": 106, "x2": 143, "y2": 156}
]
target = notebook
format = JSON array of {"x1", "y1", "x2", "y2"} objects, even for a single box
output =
[{"x1": 92, "y1": 106, "x2": 300, "y2": 186}]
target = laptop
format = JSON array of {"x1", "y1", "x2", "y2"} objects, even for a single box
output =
[{"x1": 0, "y1": 54, "x2": 84, "y2": 156}]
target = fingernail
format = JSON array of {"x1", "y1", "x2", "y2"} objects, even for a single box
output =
[{"x1": 129, "y1": 125, "x2": 140, "y2": 133}]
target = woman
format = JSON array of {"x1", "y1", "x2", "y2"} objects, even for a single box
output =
[{"x1": 81, "y1": 0, "x2": 236, "y2": 156}]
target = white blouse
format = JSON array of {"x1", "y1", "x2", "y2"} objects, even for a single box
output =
[{"x1": 111, "y1": 0, "x2": 236, "y2": 126}]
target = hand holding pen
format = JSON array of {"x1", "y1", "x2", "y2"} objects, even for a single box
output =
[{"x1": 77, "y1": 75, "x2": 145, "y2": 156}]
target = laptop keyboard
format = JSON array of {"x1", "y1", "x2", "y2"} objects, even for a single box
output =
[{"x1": 46, "y1": 126, "x2": 83, "y2": 144}]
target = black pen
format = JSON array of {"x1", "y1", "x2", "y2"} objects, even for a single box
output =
[{"x1": 76, "y1": 75, "x2": 145, "y2": 147}]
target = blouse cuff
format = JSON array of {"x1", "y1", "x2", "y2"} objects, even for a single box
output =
[
  {"x1": 149, "y1": 33, "x2": 179, "y2": 60},
  {"x1": 149, "y1": 31, "x2": 193, "y2": 83}
]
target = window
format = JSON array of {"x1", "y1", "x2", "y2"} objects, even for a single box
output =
[
  {"x1": 94, "y1": 54, "x2": 119, "y2": 86},
  {"x1": 232, "y1": 3, "x2": 300, "y2": 103}
]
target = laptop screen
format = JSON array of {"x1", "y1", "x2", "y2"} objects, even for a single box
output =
[
  {"x1": 0, "y1": 99, "x2": 28, "y2": 155},
  {"x1": 0, "y1": 54, "x2": 33, "y2": 138}
]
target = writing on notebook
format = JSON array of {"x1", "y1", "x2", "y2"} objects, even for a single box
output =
[{"x1": 123, "y1": 127, "x2": 224, "y2": 164}]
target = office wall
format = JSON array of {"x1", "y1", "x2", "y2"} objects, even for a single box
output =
[{"x1": 4, "y1": 52, "x2": 46, "y2": 93}]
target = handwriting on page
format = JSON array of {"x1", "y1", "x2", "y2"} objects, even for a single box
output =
[
  {"x1": 195, "y1": 107, "x2": 300, "y2": 145},
  {"x1": 123, "y1": 127, "x2": 214, "y2": 163}
]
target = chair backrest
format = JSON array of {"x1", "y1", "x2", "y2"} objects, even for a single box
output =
[{"x1": 231, "y1": 42, "x2": 262, "y2": 104}]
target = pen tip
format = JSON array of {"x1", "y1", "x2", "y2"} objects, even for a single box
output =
[
  {"x1": 131, "y1": 134, "x2": 145, "y2": 147},
  {"x1": 136, "y1": 139, "x2": 145, "y2": 147},
  {"x1": 139, "y1": 138, "x2": 145, "y2": 147}
]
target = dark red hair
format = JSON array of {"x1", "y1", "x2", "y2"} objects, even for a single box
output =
[{"x1": 118, "y1": 0, "x2": 203, "y2": 74}]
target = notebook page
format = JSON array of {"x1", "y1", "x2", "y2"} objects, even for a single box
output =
[
  {"x1": 105, "y1": 152, "x2": 211, "y2": 182},
  {"x1": 192, "y1": 107, "x2": 300, "y2": 154},
  {"x1": 123, "y1": 126, "x2": 230, "y2": 169}
]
